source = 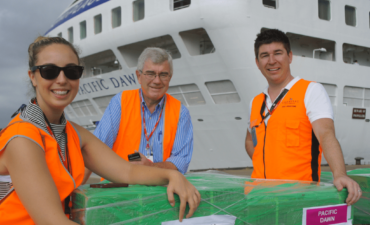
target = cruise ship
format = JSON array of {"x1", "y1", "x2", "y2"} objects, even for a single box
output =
[{"x1": 45, "y1": 0, "x2": 370, "y2": 171}]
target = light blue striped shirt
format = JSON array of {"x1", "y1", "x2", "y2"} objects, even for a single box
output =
[{"x1": 93, "y1": 89, "x2": 193, "y2": 174}]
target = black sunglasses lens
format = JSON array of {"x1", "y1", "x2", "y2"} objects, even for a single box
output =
[
  {"x1": 39, "y1": 66, "x2": 83, "y2": 80},
  {"x1": 64, "y1": 66, "x2": 83, "y2": 80},
  {"x1": 40, "y1": 66, "x2": 60, "y2": 80}
]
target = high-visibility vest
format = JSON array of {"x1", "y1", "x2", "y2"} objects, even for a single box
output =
[
  {"x1": 0, "y1": 114, "x2": 84, "y2": 224},
  {"x1": 112, "y1": 89, "x2": 181, "y2": 162},
  {"x1": 250, "y1": 79, "x2": 323, "y2": 181}
]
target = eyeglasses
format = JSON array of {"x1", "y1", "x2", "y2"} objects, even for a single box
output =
[
  {"x1": 141, "y1": 71, "x2": 172, "y2": 81},
  {"x1": 31, "y1": 65, "x2": 84, "y2": 80}
]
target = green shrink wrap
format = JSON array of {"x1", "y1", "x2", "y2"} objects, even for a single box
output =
[{"x1": 72, "y1": 172, "x2": 351, "y2": 225}]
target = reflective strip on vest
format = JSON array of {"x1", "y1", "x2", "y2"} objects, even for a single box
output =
[
  {"x1": 250, "y1": 79, "x2": 322, "y2": 182},
  {"x1": 0, "y1": 114, "x2": 85, "y2": 224},
  {"x1": 112, "y1": 89, "x2": 181, "y2": 162}
]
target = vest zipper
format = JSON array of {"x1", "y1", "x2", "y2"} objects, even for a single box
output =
[{"x1": 263, "y1": 124, "x2": 267, "y2": 179}]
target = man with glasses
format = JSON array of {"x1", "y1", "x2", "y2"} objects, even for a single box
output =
[{"x1": 83, "y1": 47, "x2": 193, "y2": 182}]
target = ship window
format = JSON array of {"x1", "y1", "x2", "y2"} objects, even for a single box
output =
[
  {"x1": 263, "y1": 0, "x2": 277, "y2": 9},
  {"x1": 172, "y1": 0, "x2": 191, "y2": 11},
  {"x1": 80, "y1": 21, "x2": 87, "y2": 39},
  {"x1": 94, "y1": 14, "x2": 102, "y2": 34},
  {"x1": 179, "y1": 28, "x2": 215, "y2": 56},
  {"x1": 286, "y1": 32, "x2": 335, "y2": 61},
  {"x1": 205, "y1": 80, "x2": 241, "y2": 104},
  {"x1": 118, "y1": 35, "x2": 181, "y2": 68},
  {"x1": 343, "y1": 43, "x2": 370, "y2": 66},
  {"x1": 345, "y1": 5, "x2": 356, "y2": 26},
  {"x1": 57, "y1": 32, "x2": 62, "y2": 38},
  {"x1": 318, "y1": 0, "x2": 330, "y2": 21},
  {"x1": 81, "y1": 50, "x2": 121, "y2": 77},
  {"x1": 64, "y1": 106, "x2": 75, "y2": 119},
  {"x1": 343, "y1": 86, "x2": 370, "y2": 107},
  {"x1": 320, "y1": 83, "x2": 337, "y2": 105},
  {"x1": 68, "y1": 27, "x2": 73, "y2": 43},
  {"x1": 93, "y1": 95, "x2": 115, "y2": 113},
  {"x1": 167, "y1": 84, "x2": 205, "y2": 106},
  {"x1": 133, "y1": 0, "x2": 144, "y2": 22},
  {"x1": 112, "y1": 7, "x2": 121, "y2": 28},
  {"x1": 70, "y1": 100, "x2": 98, "y2": 117}
]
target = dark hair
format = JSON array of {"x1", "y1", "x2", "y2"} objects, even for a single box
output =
[
  {"x1": 254, "y1": 29, "x2": 291, "y2": 59},
  {"x1": 28, "y1": 36, "x2": 80, "y2": 69}
]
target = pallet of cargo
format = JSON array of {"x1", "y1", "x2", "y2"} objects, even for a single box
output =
[
  {"x1": 71, "y1": 172, "x2": 352, "y2": 225},
  {"x1": 320, "y1": 168, "x2": 370, "y2": 224},
  {"x1": 347, "y1": 168, "x2": 370, "y2": 224}
]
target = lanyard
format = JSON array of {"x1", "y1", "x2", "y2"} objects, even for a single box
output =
[
  {"x1": 139, "y1": 92, "x2": 165, "y2": 153},
  {"x1": 255, "y1": 89, "x2": 289, "y2": 128},
  {"x1": 32, "y1": 99, "x2": 70, "y2": 172},
  {"x1": 33, "y1": 99, "x2": 72, "y2": 216},
  {"x1": 44, "y1": 116, "x2": 69, "y2": 170}
]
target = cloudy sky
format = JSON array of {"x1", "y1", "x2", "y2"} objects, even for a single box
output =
[{"x1": 0, "y1": 1, "x2": 72, "y2": 128}]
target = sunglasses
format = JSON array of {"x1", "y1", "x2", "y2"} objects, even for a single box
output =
[{"x1": 31, "y1": 65, "x2": 84, "y2": 80}]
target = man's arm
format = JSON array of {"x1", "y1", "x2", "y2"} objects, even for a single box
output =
[
  {"x1": 312, "y1": 118, "x2": 361, "y2": 205},
  {"x1": 245, "y1": 130, "x2": 254, "y2": 159},
  {"x1": 165, "y1": 106, "x2": 193, "y2": 174}
]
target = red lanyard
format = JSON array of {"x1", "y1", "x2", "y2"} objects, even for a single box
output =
[
  {"x1": 32, "y1": 99, "x2": 70, "y2": 171},
  {"x1": 140, "y1": 92, "x2": 165, "y2": 150}
]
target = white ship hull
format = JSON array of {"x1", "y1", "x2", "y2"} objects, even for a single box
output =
[{"x1": 46, "y1": 0, "x2": 370, "y2": 171}]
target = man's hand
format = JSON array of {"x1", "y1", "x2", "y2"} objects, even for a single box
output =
[
  {"x1": 333, "y1": 175, "x2": 362, "y2": 205},
  {"x1": 130, "y1": 151, "x2": 153, "y2": 166},
  {"x1": 312, "y1": 118, "x2": 362, "y2": 205}
]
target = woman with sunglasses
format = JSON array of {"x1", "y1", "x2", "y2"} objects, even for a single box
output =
[{"x1": 0, "y1": 36, "x2": 200, "y2": 225}]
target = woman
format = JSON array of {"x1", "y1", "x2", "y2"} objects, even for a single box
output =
[{"x1": 0, "y1": 37, "x2": 200, "y2": 225}]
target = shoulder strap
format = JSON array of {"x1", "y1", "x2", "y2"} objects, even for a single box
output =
[{"x1": 0, "y1": 121, "x2": 46, "y2": 150}]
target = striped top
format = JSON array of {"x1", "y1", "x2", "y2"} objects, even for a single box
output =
[
  {"x1": 0, "y1": 99, "x2": 67, "y2": 193},
  {"x1": 21, "y1": 98, "x2": 67, "y2": 157},
  {"x1": 94, "y1": 89, "x2": 193, "y2": 174}
]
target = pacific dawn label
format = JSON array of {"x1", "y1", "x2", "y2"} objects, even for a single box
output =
[{"x1": 302, "y1": 204, "x2": 352, "y2": 225}]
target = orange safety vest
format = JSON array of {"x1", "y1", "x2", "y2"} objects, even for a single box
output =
[
  {"x1": 112, "y1": 89, "x2": 181, "y2": 162},
  {"x1": 250, "y1": 79, "x2": 323, "y2": 182},
  {"x1": 0, "y1": 114, "x2": 85, "y2": 224}
]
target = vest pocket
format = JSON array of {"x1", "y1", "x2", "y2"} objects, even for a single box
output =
[{"x1": 286, "y1": 120, "x2": 300, "y2": 147}]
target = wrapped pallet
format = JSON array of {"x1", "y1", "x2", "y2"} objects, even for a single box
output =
[
  {"x1": 320, "y1": 168, "x2": 370, "y2": 224},
  {"x1": 72, "y1": 172, "x2": 352, "y2": 225},
  {"x1": 347, "y1": 168, "x2": 370, "y2": 224}
]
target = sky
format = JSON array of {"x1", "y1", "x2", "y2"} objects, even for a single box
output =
[{"x1": 0, "y1": 1, "x2": 72, "y2": 128}]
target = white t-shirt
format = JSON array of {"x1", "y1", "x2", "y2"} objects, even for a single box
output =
[{"x1": 248, "y1": 77, "x2": 333, "y2": 132}]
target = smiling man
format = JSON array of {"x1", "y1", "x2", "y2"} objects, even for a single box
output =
[
  {"x1": 245, "y1": 29, "x2": 361, "y2": 205},
  {"x1": 83, "y1": 48, "x2": 193, "y2": 181}
]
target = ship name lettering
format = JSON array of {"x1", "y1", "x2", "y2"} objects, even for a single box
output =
[
  {"x1": 83, "y1": 84, "x2": 91, "y2": 93},
  {"x1": 99, "y1": 79, "x2": 109, "y2": 90},
  {"x1": 90, "y1": 82, "x2": 99, "y2": 92},
  {"x1": 87, "y1": 83, "x2": 95, "y2": 92}
]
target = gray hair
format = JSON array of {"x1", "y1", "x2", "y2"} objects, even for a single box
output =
[{"x1": 137, "y1": 47, "x2": 173, "y2": 75}]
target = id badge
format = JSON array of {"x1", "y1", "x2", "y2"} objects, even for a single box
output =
[
  {"x1": 251, "y1": 127, "x2": 258, "y2": 147},
  {"x1": 146, "y1": 155, "x2": 153, "y2": 162},
  {"x1": 146, "y1": 145, "x2": 154, "y2": 162}
]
